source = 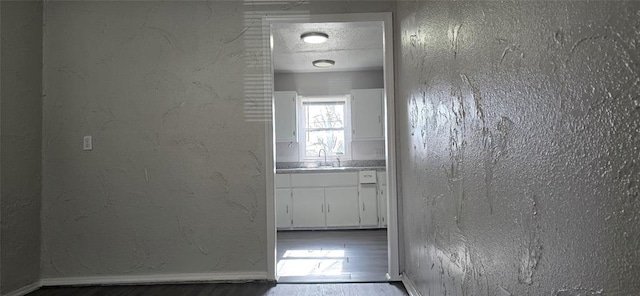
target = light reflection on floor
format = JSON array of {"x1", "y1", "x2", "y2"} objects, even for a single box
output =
[
  {"x1": 277, "y1": 249, "x2": 346, "y2": 277},
  {"x1": 277, "y1": 230, "x2": 388, "y2": 282}
]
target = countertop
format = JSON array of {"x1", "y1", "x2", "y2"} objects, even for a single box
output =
[{"x1": 276, "y1": 166, "x2": 386, "y2": 174}]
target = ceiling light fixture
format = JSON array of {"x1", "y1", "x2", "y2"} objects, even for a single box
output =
[
  {"x1": 301, "y1": 32, "x2": 329, "y2": 44},
  {"x1": 312, "y1": 59, "x2": 335, "y2": 68}
]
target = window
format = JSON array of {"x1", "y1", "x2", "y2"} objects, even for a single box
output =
[{"x1": 299, "y1": 95, "x2": 351, "y2": 160}]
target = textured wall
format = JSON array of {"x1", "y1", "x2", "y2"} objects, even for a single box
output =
[
  {"x1": 41, "y1": 0, "x2": 394, "y2": 279},
  {"x1": 1, "y1": 0, "x2": 43, "y2": 293},
  {"x1": 396, "y1": 1, "x2": 640, "y2": 295}
]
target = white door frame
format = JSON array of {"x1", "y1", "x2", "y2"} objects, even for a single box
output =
[{"x1": 263, "y1": 12, "x2": 400, "y2": 281}]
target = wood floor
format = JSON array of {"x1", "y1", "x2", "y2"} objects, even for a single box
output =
[
  {"x1": 26, "y1": 230, "x2": 393, "y2": 295},
  {"x1": 27, "y1": 282, "x2": 408, "y2": 296},
  {"x1": 277, "y1": 229, "x2": 388, "y2": 283}
]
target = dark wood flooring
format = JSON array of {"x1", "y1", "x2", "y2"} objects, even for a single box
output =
[
  {"x1": 277, "y1": 229, "x2": 388, "y2": 283},
  {"x1": 27, "y1": 282, "x2": 408, "y2": 296},
  {"x1": 26, "y1": 230, "x2": 393, "y2": 295}
]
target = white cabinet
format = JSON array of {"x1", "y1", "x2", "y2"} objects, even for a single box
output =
[
  {"x1": 377, "y1": 171, "x2": 388, "y2": 228},
  {"x1": 291, "y1": 173, "x2": 358, "y2": 187},
  {"x1": 378, "y1": 184, "x2": 387, "y2": 227},
  {"x1": 292, "y1": 188, "x2": 325, "y2": 228},
  {"x1": 275, "y1": 174, "x2": 291, "y2": 188},
  {"x1": 276, "y1": 189, "x2": 292, "y2": 229},
  {"x1": 276, "y1": 174, "x2": 292, "y2": 229},
  {"x1": 274, "y1": 91, "x2": 297, "y2": 142},
  {"x1": 277, "y1": 171, "x2": 386, "y2": 230},
  {"x1": 351, "y1": 89, "x2": 384, "y2": 140},
  {"x1": 325, "y1": 187, "x2": 360, "y2": 227},
  {"x1": 359, "y1": 185, "x2": 379, "y2": 227}
]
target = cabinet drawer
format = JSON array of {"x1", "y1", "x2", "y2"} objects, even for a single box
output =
[
  {"x1": 275, "y1": 174, "x2": 291, "y2": 188},
  {"x1": 291, "y1": 172, "x2": 358, "y2": 187}
]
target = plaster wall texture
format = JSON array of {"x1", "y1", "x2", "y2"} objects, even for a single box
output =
[
  {"x1": 41, "y1": 0, "x2": 395, "y2": 279},
  {"x1": 0, "y1": 1, "x2": 43, "y2": 293},
  {"x1": 396, "y1": 1, "x2": 640, "y2": 295}
]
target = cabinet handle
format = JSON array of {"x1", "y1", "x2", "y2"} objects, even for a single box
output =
[
  {"x1": 378, "y1": 115, "x2": 381, "y2": 123},
  {"x1": 328, "y1": 204, "x2": 330, "y2": 213},
  {"x1": 321, "y1": 204, "x2": 324, "y2": 213},
  {"x1": 363, "y1": 203, "x2": 365, "y2": 211},
  {"x1": 293, "y1": 131, "x2": 296, "y2": 136},
  {"x1": 286, "y1": 205, "x2": 288, "y2": 213}
]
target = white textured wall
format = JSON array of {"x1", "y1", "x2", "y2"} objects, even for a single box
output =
[
  {"x1": 396, "y1": 1, "x2": 640, "y2": 295},
  {"x1": 1, "y1": 0, "x2": 43, "y2": 293},
  {"x1": 41, "y1": 0, "x2": 395, "y2": 279}
]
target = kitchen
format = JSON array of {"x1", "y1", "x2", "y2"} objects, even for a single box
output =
[{"x1": 270, "y1": 19, "x2": 392, "y2": 282}]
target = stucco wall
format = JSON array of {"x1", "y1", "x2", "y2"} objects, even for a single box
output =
[
  {"x1": 41, "y1": 0, "x2": 394, "y2": 279},
  {"x1": 1, "y1": 0, "x2": 43, "y2": 293},
  {"x1": 396, "y1": 1, "x2": 640, "y2": 295}
]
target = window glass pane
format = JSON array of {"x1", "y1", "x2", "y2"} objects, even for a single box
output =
[
  {"x1": 302, "y1": 99, "x2": 347, "y2": 158},
  {"x1": 306, "y1": 130, "x2": 345, "y2": 157},
  {"x1": 304, "y1": 102, "x2": 344, "y2": 130}
]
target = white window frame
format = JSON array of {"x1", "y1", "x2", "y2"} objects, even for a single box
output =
[{"x1": 297, "y1": 94, "x2": 352, "y2": 161}]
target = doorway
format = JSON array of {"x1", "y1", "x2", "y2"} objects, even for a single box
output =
[{"x1": 264, "y1": 13, "x2": 398, "y2": 283}]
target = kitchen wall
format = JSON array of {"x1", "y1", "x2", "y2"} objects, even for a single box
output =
[
  {"x1": 41, "y1": 1, "x2": 395, "y2": 280},
  {"x1": 396, "y1": 1, "x2": 640, "y2": 295},
  {"x1": 275, "y1": 70, "x2": 386, "y2": 162},
  {"x1": 276, "y1": 140, "x2": 385, "y2": 162},
  {"x1": 1, "y1": 0, "x2": 43, "y2": 294},
  {"x1": 275, "y1": 70, "x2": 383, "y2": 96}
]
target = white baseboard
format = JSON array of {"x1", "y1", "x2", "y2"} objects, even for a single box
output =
[
  {"x1": 400, "y1": 273, "x2": 421, "y2": 296},
  {"x1": 2, "y1": 282, "x2": 41, "y2": 296},
  {"x1": 40, "y1": 271, "x2": 268, "y2": 287}
]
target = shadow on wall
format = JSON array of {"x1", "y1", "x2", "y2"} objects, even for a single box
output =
[
  {"x1": 1, "y1": 0, "x2": 44, "y2": 294},
  {"x1": 38, "y1": 0, "x2": 396, "y2": 287}
]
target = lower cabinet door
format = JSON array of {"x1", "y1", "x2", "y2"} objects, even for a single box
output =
[
  {"x1": 325, "y1": 187, "x2": 360, "y2": 227},
  {"x1": 378, "y1": 184, "x2": 388, "y2": 227},
  {"x1": 359, "y1": 186, "x2": 379, "y2": 227},
  {"x1": 292, "y1": 188, "x2": 326, "y2": 228},
  {"x1": 276, "y1": 189, "x2": 292, "y2": 229}
]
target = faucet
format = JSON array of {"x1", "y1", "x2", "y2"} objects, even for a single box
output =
[
  {"x1": 318, "y1": 149, "x2": 327, "y2": 166},
  {"x1": 335, "y1": 157, "x2": 341, "y2": 167}
]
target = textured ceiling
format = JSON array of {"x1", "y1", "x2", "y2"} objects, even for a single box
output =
[{"x1": 272, "y1": 22, "x2": 383, "y2": 73}]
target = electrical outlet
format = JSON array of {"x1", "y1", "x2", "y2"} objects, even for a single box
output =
[{"x1": 83, "y1": 136, "x2": 93, "y2": 151}]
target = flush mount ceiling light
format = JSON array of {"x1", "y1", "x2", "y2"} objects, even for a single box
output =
[
  {"x1": 301, "y1": 32, "x2": 329, "y2": 44},
  {"x1": 312, "y1": 59, "x2": 335, "y2": 68}
]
